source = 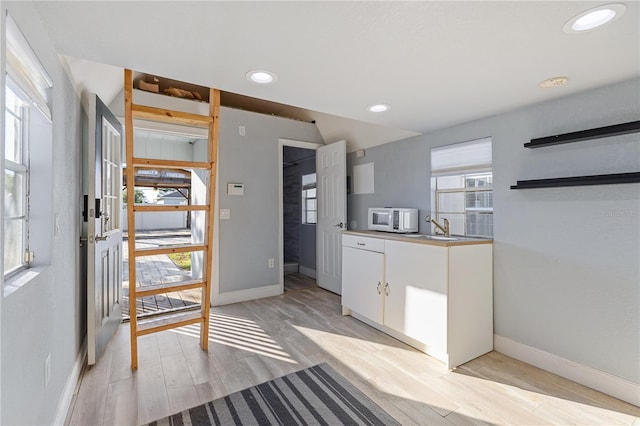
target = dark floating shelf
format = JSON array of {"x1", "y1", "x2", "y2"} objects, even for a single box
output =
[
  {"x1": 510, "y1": 172, "x2": 640, "y2": 190},
  {"x1": 525, "y1": 120, "x2": 640, "y2": 148}
]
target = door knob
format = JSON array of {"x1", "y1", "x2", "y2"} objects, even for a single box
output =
[
  {"x1": 95, "y1": 235, "x2": 109, "y2": 242},
  {"x1": 334, "y1": 222, "x2": 345, "y2": 229}
]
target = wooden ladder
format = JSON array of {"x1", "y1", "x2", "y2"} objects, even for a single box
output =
[{"x1": 123, "y1": 69, "x2": 219, "y2": 369}]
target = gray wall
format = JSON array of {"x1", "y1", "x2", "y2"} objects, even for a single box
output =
[
  {"x1": 297, "y1": 156, "x2": 317, "y2": 273},
  {"x1": 283, "y1": 147, "x2": 317, "y2": 271},
  {"x1": 348, "y1": 137, "x2": 431, "y2": 232},
  {"x1": 283, "y1": 162, "x2": 301, "y2": 263},
  {"x1": 215, "y1": 108, "x2": 323, "y2": 293},
  {"x1": 1, "y1": 2, "x2": 85, "y2": 424},
  {"x1": 347, "y1": 77, "x2": 640, "y2": 384}
]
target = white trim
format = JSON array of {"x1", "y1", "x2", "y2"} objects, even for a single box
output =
[
  {"x1": 494, "y1": 335, "x2": 640, "y2": 407},
  {"x1": 299, "y1": 266, "x2": 316, "y2": 279},
  {"x1": 277, "y1": 139, "x2": 323, "y2": 294},
  {"x1": 53, "y1": 338, "x2": 87, "y2": 426},
  {"x1": 213, "y1": 283, "x2": 281, "y2": 306}
]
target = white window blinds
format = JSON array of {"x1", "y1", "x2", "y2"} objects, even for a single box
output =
[
  {"x1": 6, "y1": 14, "x2": 53, "y2": 120},
  {"x1": 431, "y1": 137, "x2": 492, "y2": 176}
]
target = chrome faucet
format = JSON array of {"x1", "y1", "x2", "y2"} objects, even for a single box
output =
[{"x1": 427, "y1": 216, "x2": 450, "y2": 237}]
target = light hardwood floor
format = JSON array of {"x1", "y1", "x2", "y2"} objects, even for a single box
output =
[
  {"x1": 67, "y1": 285, "x2": 640, "y2": 425},
  {"x1": 283, "y1": 272, "x2": 318, "y2": 292}
]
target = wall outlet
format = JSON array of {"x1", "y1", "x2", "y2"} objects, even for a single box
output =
[
  {"x1": 268, "y1": 258, "x2": 275, "y2": 268},
  {"x1": 45, "y1": 354, "x2": 51, "y2": 388},
  {"x1": 239, "y1": 125, "x2": 245, "y2": 136},
  {"x1": 220, "y1": 209, "x2": 231, "y2": 220}
]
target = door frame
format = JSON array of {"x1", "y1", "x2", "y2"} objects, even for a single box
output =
[{"x1": 277, "y1": 138, "x2": 323, "y2": 293}]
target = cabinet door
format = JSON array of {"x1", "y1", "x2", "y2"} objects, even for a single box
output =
[
  {"x1": 384, "y1": 241, "x2": 448, "y2": 354},
  {"x1": 342, "y1": 246, "x2": 384, "y2": 323}
]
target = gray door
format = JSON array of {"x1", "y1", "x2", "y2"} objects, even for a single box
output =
[{"x1": 87, "y1": 94, "x2": 123, "y2": 365}]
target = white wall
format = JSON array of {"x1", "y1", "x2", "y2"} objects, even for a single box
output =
[
  {"x1": 1, "y1": 2, "x2": 85, "y2": 424},
  {"x1": 348, "y1": 78, "x2": 640, "y2": 390},
  {"x1": 121, "y1": 207, "x2": 187, "y2": 231}
]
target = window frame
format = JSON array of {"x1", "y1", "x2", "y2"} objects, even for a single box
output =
[
  {"x1": 4, "y1": 79, "x2": 31, "y2": 277},
  {"x1": 432, "y1": 171, "x2": 493, "y2": 237},
  {"x1": 301, "y1": 173, "x2": 317, "y2": 225}
]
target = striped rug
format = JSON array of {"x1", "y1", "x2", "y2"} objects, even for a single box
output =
[{"x1": 148, "y1": 363, "x2": 400, "y2": 425}]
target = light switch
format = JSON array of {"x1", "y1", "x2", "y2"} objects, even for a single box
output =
[
  {"x1": 220, "y1": 209, "x2": 231, "y2": 220},
  {"x1": 239, "y1": 125, "x2": 245, "y2": 136}
]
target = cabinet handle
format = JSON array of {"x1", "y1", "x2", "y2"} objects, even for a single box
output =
[
  {"x1": 376, "y1": 282, "x2": 381, "y2": 294},
  {"x1": 357, "y1": 242, "x2": 366, "y2": 246},
  {"x1": 384, "y1": 282, "x2": 390, "y2": 296}
]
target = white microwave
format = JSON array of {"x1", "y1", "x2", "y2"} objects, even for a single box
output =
[{"x1": 368, "y1": 208, "x2": 419, "y2": 233}]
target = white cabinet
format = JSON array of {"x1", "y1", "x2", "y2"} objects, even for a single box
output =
[
  {"x1": 342, "y1": 234, "x2": 385, "y2": 323},
  {"x1": 342, "y1": 246, "x2": 384, "y2": 323},
  {"x1": 341, "y1": 233, "x2": 493, "y2": 369},
  {"x1": 384, "y1": 240, "x2": 449, "y2": 358}
]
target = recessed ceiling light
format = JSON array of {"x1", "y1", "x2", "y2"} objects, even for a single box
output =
[
  {"x1": 246, "y1": 70, "x2": 277, "y2": 84},
  {"x1": 368, "y1": 104, "x2": 390, "y2": 113},
  {"x1": 539, "y1": 76, "x2": 569, "y2": 89},
  {"x1": 563, "y1": 4, "x2": 626, "y2": 33}
]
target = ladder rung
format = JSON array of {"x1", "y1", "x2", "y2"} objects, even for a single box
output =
[
  {"x1": 137, "y1": 310, "x2": 204, "y2": 336},
  {"x1": 133, "y1": 205, "x2": 208, "y2": 213},
  {"x1": 132, "y1": 104, "x2": 213, "y2": 127},
  {"x1": 131, "y1": 157, "x2": 211, "y2": 170},
  {"x1": 134, "y1": 280, "x2": 206, "y2": 297},
  {"x1": 134, "y1": 244, "x2": 206, "y2": 257}
]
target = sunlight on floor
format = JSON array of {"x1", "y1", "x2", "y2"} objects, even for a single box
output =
[
  {"x1": 447, "y1": 372, "x2": 638, "y2": 424},
  {"x1": 291, "y1": 324, "x2": 638, "y2": 424},
  {"x1": 170, "y1": 312, "x2": 297, "y2": 364}
]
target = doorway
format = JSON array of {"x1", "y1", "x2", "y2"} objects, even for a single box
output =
[
  {"x1": 121, "y1": 127, "x2": 208, "y2": 320},
  {"x1": 278, "y1": 140, "x2": 321, "y2": 292}
]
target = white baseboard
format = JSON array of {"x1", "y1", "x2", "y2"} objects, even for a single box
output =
[
  {"x1": 54, "y1": 337, "x2": 87, "y2": 425},
  {"x1": 299, "y1": 266, "x2": 316, "y2": 279},
  {"x1": 494, "y1": 335, "x2": 640, "y2": 407},
  {"x1": 214, "y1": 284, "x2": 281, "y2": 306}
]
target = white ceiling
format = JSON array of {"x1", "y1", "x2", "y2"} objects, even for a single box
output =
[{"x1": 36, "y1": 1, "x2": 639, "y2": 152}]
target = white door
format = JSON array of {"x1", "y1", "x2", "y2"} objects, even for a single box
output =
[
  {"x1": 86, "y1": 94, "x2": 123, "y2": 365},
  {"x1": 342, "y1": 247, "x2": 384, "y2": 322},
  {"x1": 384, "y1": 240, "x2": 448, "y2": 354},
  {"x1": 316, "y1": 140, "x2": 346, "y2": 294}
]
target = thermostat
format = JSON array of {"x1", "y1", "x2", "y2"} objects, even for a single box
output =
[{"x1": 227, "y1": 183, "x2": 245, "y2": 196}]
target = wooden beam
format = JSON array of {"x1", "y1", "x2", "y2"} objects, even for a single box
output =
[
  {"x1": 131, "y1": 158, "x2": 210, "y2": 170},
  {"x1": 137, "y1": 311, "x2": 204, "y2": 336},
  {"x1": 134, "y1": 244, "x2": 207, "y2": 257},
  {"x1": 135, "y1": 280, "x2": 206, "y2": 297},
  {"x1": 132, "y1": 104, "x2": 212, "y2": 127},
  {"x1": 133, "y1": 204, "x2": 207, "y2": 213},
  {"x1": 201, "y1": 88, "x2": 221, "y2": 350},
  {"x1": 124, "y1": 69, "x2": 138, "y2": 370}
]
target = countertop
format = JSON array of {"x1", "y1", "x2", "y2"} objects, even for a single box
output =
[{"x1": 343, "y1": 230, "x2": 493, "y2": 247}]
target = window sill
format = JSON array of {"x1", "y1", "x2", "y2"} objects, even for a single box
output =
[{"x1": 3, "y1": 266, "x2": 48, "y2": 298}]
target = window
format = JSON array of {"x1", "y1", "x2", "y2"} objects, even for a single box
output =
[
  {"x1": 301, "y1": 173, "x2": 317, "y2": 224},
  {"x1": 3, "y1": 14, "x2": 53, "y2": 280},
  {"x1": 4, "y1": 84, "x2": 29, "y2": 275},
  {"x1": 430, "y1": 138, "x2": 493, "y2": 237}
]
